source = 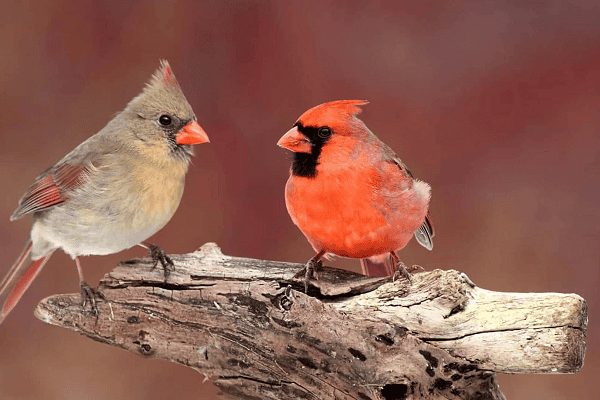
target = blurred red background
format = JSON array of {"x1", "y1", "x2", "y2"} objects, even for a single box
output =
[{"x1": 0, "y1": 1, "x2": 598, "y2": 399}]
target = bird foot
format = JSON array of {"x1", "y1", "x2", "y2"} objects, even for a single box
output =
[
  {"x1": 147, "y1": 244, "x2": 174, "y2": 280},
  {"x1": 388, "y1": 251, "x2": 425, "y2": 284},
  {"x1": 390, "y1": 263, "x2": 424, "y2": 282},
  {"x1": 391, "y1": 261, "x2": 421, "y2": 283},
  {"x1": 293, "y1": 257, "x2": 323, "y2": 294},
  {"x1": 407, "y1": 264, "x2": 425, "y2": 273},
  {"x1": 80, "y1": 281, "x2": 105, "y2": 320}
]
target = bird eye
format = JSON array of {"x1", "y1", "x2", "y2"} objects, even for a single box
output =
[
  {"x1": 318, "y1": 127, "x2": 332, "y2": 138},
  {"x1": 159, "y1": 115, "x2": 172, "y2": 126}
]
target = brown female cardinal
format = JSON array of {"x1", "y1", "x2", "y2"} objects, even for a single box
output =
[
  {"x1": 277, "y1": 100, "x2": 433, "y2": 291},
  {"x1": 0, "y1": 61, "x2": 209, "y2": 325}
]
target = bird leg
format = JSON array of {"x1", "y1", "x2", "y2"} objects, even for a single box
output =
[
  {"x1": 75, "y1": 257, "x2": 105, "y2": 320},
  {"x1": 139, "y1": 243, "x2": 174, "y2": 280},
  {"x1": 294, "y1": 250, "x2": 326, "y2": 294}
]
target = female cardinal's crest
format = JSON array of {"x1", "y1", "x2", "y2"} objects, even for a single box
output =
[
  {"x1": 147, "y1": 60, "x2": 179, "y2": 89},
  {"x1": 162, "y1": 66, "x2": 173, "y2": 84},
  {"x1": 127, "y1": 61, "x2": 195, "y2": 127},
  {"x1": 161, "y1": 62, "x2": 175, "y2": 85}
]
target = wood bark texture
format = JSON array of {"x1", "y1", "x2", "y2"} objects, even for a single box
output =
[{"x1": 34, "y1": 243, "x2": 587, "y2": 400}]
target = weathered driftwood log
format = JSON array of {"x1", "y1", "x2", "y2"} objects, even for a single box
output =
[{"x1": 34, "y1": 243, "x2": 587, "y2": 400}]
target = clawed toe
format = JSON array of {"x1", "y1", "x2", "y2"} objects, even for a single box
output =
[
  {"x1": 391, "y1": 263, "x2": 425, "y2": 283},
  {"x1": 407, "y1": 264, "x2": 424, "y2": 273},
  {"x1": 391, "y1": 263, "x2": 412, "y2": 283},
  {"x1": 80, "y1": 282, "x2": 105, "y2": 319},
  {"x1": 148, "y1": 244, "x2": 174, "y2": 280},
  {"x1": 294, "y1": 256, "x2": 323, "y2": 294}
]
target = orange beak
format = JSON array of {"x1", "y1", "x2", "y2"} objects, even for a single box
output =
[
  {"x1": 277, "y1": 126, "x2": 312, "y2": 154},
  {"x1": 176, "y1": 120, "x2": 210, "y2": 145}
]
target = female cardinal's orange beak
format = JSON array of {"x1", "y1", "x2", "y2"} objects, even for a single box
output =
[
  {"x1": 176, "y1": 120, "x2": 210, "y2": 145},
  {"x1": 277, "y1": 126, "x2": 312, "y2": 154}
]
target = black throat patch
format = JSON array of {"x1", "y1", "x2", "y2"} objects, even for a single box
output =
[{"x1": 291, "y1": 122, "x2": 332, "y2": 178}]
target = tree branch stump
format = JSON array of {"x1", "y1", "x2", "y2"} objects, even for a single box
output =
[{"x1": 34, "y1": 243, "x2": 587, "y2": 400}]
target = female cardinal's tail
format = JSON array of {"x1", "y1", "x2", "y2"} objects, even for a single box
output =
[{"x1": 0, "y1": 240, "x2": 53, "y2": 325}]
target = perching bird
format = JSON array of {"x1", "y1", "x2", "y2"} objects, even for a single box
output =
[
  {"x1": 277, "y1": 100, "x2": 433, "y2": 291},
  {"x1": 0, "y1": 61, "x2": 209, "y2": 325}
]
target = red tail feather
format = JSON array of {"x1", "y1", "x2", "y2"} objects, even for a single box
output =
[{"x1": 0, "y1": 241, "x2": 53, "y2": 324}]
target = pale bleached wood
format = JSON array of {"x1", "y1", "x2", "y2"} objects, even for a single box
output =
[
  {"x1": 34, "y1": 243, "x2": 586, "y2": 400},
  {"x1": 333, "y1": 271, "x2": 587, "y2": 374}
]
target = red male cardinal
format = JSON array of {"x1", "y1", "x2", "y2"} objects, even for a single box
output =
[
  {"x1": 0, "y1": 61, "x2": 209, "y2": 325},
  {"x1": 277, "y1": 100, "x2": 433, "y2": 291}
]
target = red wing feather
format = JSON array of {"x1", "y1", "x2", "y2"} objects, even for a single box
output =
[{"x1": 10, "y1": 164, "x2": 91, "y2": 220}]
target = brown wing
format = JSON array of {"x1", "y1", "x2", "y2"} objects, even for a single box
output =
[{"x1": 10, "y1": 163, "x2": 93, "y2": 220}]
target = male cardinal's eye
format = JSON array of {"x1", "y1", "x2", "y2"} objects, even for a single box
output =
[
  {"x1": 159, "y1": 115, "x2": 172, "y2": 126},
  {"x1": 318, "y1": 127, "x2": 332, "y2": 138}
]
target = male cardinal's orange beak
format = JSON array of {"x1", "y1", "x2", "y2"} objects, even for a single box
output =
[
  {"x1": 176, "y1": 120, "x2": 210, "y2": 145},
  {"x1": 277, "y1": 126, "x2": 312, "y2": 154}
]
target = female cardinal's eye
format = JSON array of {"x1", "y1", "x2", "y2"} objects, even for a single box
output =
[
  {"x1": 159, "y1": 115, "x2": 172, "y2": 126},
  {"x1": 318, "y1": 127, "x2": 331, "y2": 138}
]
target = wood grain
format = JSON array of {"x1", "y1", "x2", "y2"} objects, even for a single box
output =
[{"x1": 34, "y1": 243, "x2": 587, "y2": 400}]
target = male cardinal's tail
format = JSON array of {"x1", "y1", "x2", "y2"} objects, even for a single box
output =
[
  {"x1": 0, "y1": 240, "x2": 53, "y2": 325},
  {"x1": 360, "y1": 255, "x2": 393, "y2": 277}
]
